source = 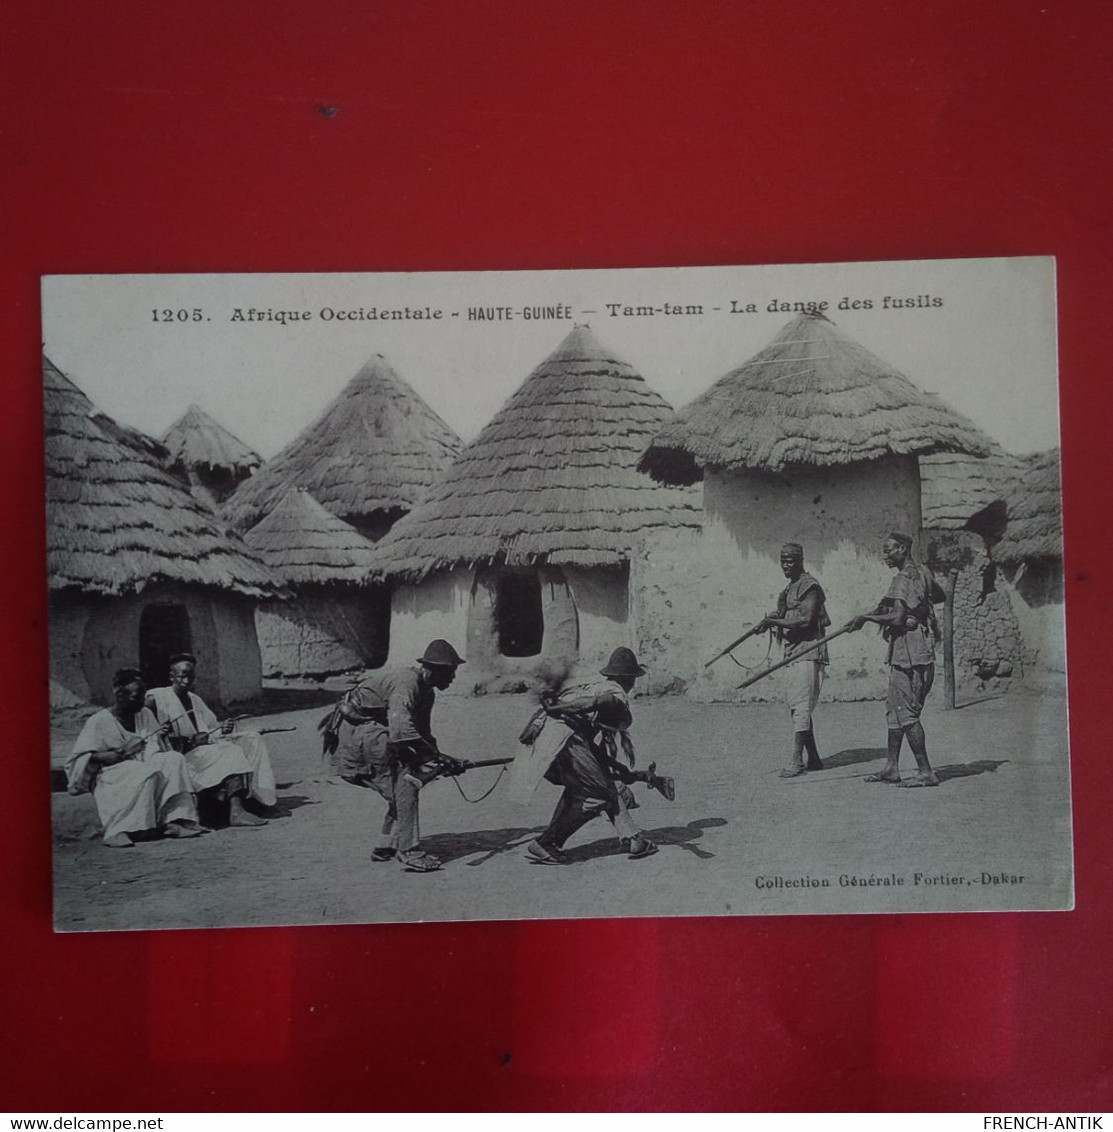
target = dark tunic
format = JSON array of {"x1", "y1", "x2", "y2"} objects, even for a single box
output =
[{"x1": 776, "y1": 572, "x2": 831, "y2": 664}]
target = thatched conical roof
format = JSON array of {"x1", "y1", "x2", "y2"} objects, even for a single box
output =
[
  {"x1": 920, "y1": 446, "x2": 1023, "y2": 531},
  {"x1": 370, "y1": 325, "x2": 701, "y2": 579},
  {"x1": 640, "y1": 312, "x2": 995, "y2": 484},
  {"x1": 162, "y1": 404, "x2": 261, "y2": 475},
  {"x1": 994, "y1": 448, "x2": 1062, "y2": 568},
  {"x1": 221, "y1": 355, "x2": 461, "y2": 532},
  {"x1": 44, "y1": 357, "x2": 280, "y2": 597},
  {"x1": 243, "y1": 488, "x2": 378, "y2": 586}
]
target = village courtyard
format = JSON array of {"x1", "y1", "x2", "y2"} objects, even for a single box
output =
[{"x1": 51, "y1": 685, "x2": 1072, "y2": 932}]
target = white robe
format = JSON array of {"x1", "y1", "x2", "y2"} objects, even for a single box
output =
[
  {"x1": 67, "y1": 708, "x2": 198, "y2": 842},
  {"x1": 146, "y1": 687, "x2": 277, "y2": 806}
]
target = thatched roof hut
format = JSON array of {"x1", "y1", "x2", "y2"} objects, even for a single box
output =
[
  {"x1": 44, "y1": 356, "x2": 280, "y2": 707},
  {"x1": 161, "y1": 404, "x2": 261, "y2": 507},
  {"x1": 45, "y1": 357, "x2": 277, "y2": 598},
  {"x1": 995, "y1": 449, "x2": 1063, "y2": 569},
  {"x1": 222, "y1": 355, "x2": 461, "y2": 540},
  {"x1": 639, "y1": 311, "x2": 993, "y2": 485},
  {"x1": 373, "y1": 325, "x2": 700, "y2": 580},
  {"x1": 920, "y1": 446, "x2": 1023, "y2": 535},
  {"x1": 244, "y1": 489, "x2": 388, "y2": 677},
  {"x1": 243, "y1": 488, "x2": 377, "y2": 585}
]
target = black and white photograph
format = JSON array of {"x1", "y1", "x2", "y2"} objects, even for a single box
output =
[{"x1": 43, "y1": 256, "x2": 1070, "y2": 932}]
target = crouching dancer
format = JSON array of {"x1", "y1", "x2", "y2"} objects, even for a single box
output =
[
  {"x1": 66, "y1": 667, "x2": 203, "y2": 847},
  {"x1": 320, "y1": 639, "x2": 467, "y2": 873},
  {"x1": 515, "y1": 647, "x2": 673, "y2": 865}
]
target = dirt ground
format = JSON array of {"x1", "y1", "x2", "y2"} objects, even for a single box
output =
[{"x1": 51, "y1": 686, "x2": 1072, "y2": 931}]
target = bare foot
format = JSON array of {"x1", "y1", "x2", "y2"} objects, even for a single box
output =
[
  {"x1": 103, "y1": 832, "x2": 133, "y2": 848},
  {"x1": 228, "y1": 801, "x2": 267, "y2": 828},
  {"x1": 163, "y1": 821, "x2": 203, "y2": 839},
  {"x1": 899, "y1": 775, "x2": 939, "y2": 788},
  {"x1": 865, "y1": 772, "x2": 901, "y2": 784},
  {"x1": 779, "y1": 766, "x2": 807, "y2": 778}
]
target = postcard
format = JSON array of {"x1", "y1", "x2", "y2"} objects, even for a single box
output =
[{"x1": 44, "y1": 257, "x2": 1070, "y2": 930}]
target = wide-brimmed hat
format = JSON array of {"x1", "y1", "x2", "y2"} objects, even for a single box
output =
[
  {"x1": 417, "y1": 639, "x2": 466, "y2": 667},
  {"x1": 600, "y1": 647, "x2": 646, "y2": 678}
]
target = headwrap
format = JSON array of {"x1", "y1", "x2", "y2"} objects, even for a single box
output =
[
  {"x1": 780, "y1": 542, "x2": 804, "y2": 559},
  {"x1": 886, "y1": 531, "x2": 914, "y2": 549},
  {"x1": 168, "y1": 652, "x2": 198, "y2": 668}
]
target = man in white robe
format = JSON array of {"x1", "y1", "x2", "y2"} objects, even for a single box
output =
[
  {"x1": 66, "y1": 667, "x2": 203, "y2": 847},
  {"x1": 146, "y1": 653, "x2": 276, "y2": 826}
]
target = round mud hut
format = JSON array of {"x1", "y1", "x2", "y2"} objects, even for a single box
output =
[
  {"x1": 993, "y1": 448, "x2": 1065, "y2": 683},
  {"x1": 221, "y1": 354, "x2": 461, "y2": 542},
  {"x1": 639, "y1": 310, "x2": 995, "y2": 701},
  {"x1": 44, "y1": 356, "x2": 281, "y2": 710},
  {"x1": 161, "y1": 403, "x2": 262, "y2": 508},
  {"x1": 244, "y1": 488, "x2": 388, "y2": 679},
  {"x1": 370, "y1": 325, "x2": 701, "y2": 693}
]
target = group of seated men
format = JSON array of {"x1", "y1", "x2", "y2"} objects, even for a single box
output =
[{"x1": 66, "y1": 653, "x2": 276, "y2": 847}]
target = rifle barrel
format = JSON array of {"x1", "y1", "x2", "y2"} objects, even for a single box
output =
[
  {"x1": 463, "y1": 757, "x2": 515, "y2": 769},
  {"x1": 736, "y1": 625, "x2": 854, "y2": 689},
  {"x1": 704, "y1": 623, "x2": 764, "y2": 668}
]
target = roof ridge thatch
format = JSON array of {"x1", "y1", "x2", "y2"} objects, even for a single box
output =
[
  {"x1": 370, "y1": 325, "x2": 701, "y2": 580},
  {"x1": 994, "y1": 448, "x2": 1063, "y2": 567},
  {"x1": 243, "y1": 488, "x2": 379, "y2": 585},
  {"x1": 221, "y1": 354, "x2": 461, "y2": 531},
  {"x1": 161, "y1": 404, "x2": 262, "y2": 475},
  {"x1": 44, "y1": 355, "x2": 281, "y2": 598},
  {"x1": 919, "y1": 444, "x2": 1025, "y2": 530},
  {"x1": 639, "y1": 312, "x2": 995, "y2": 484}
]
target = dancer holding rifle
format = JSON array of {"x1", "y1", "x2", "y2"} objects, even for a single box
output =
[
  {"x1": 845, "y1": 532, "x2": 944, "y2": 788},
  {"x1": 319, "y1": 639, "x2": 467, "y2": 873},
  {"x1": 513, "y1": 647, "x2": 674, "y2": 865},
  {"x1": 755, "y1": 542, "x2": 831, "y2": 779}
]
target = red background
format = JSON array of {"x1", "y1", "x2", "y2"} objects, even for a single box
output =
[{"x1": 4, "y1": 1, "x2": 1110, "y2": 1112}]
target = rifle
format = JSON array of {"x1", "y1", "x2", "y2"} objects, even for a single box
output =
[
  {"x1": 736, "y1": 624, "x2": 854, "y2": 689},
  {"x1": 406, "y1": 755, "x2": 514, "y2": 785},
  {"x1": 704, "y1": 623, "x2": 766, "y2": 668}
]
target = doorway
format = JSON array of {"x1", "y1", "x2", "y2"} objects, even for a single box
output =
[
  {"x1": 139, "y1": 603, "x2": 192, "y2": 689},
  {"x1": 495, "y1": 571, "x2": 543, "y2": 657}
]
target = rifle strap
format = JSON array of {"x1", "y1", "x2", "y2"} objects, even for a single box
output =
[{"x1": 449, "y1": 767, "x2": 507, "y2": 804}]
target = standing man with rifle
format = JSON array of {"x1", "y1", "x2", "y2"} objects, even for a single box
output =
[
  {"x1": 320, "y1": 639, "x2": 467, "y2": 873},
  {"x1": 846, "y1": 532, "x2": 944, "y2": 788},
  {"x1": 756, "y1": 542, "x2": 831, "y2": 779}
]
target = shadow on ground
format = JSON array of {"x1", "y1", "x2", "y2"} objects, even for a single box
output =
[
  {"x1": 423, "y1": 826, "x2": 545, "y2": 866},
  {"x1": 934, "y1": 759, "x2": 1009, "y2": 783},
  {"x1": 564, "y1": 817, "x2": 728, "y2": 863},
  {"x1": 421, "y1": 816, "x2": 728, "y2": 866},
  {"x1": 822, "y1": 747, "x2": 889, "y2": 769}
]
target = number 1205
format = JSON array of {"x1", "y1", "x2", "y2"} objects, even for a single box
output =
[{"x1": 152, "y1": 308, "x2": 205, "y2": 322}]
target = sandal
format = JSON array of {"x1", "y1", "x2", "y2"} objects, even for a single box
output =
[
  {"x1": 525, "y1": 840, "x2": 569, "y2": 865},
  {"x1": 400, "y1": 852, "x2": 443, "y2": 873},
  {"x1": 624, "y1": 836, "x2": 659, "y2": 860}
]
